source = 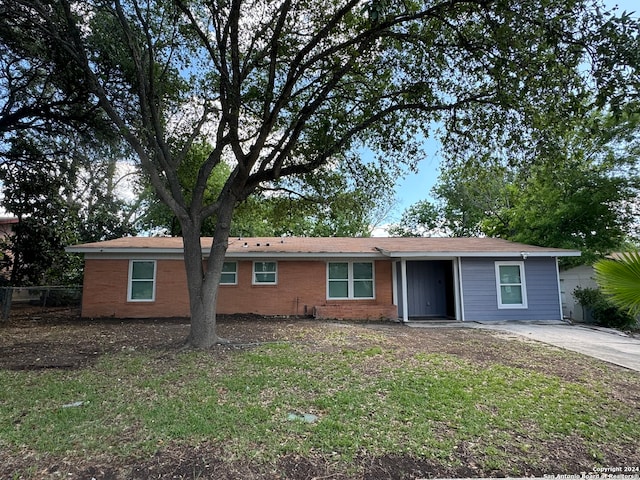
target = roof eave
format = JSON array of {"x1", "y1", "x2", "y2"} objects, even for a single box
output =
[
  {"x1": 65, "y1": 247, "x2": 385, "y2": 258},
  {"x1": 378, "y1": 250, "x2": 581, "y2": 258},
  {"x1": 65, "y1": 246, "x2": 186, "y2": 255}
]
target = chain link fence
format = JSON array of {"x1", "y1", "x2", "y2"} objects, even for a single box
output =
[{"x1": 0, "y1": 286, "x2": 82, "y2": 321}]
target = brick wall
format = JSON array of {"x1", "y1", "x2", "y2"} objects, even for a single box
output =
[
  {"x1": 81, "y1": 259, "x2": 190, "y2": 318},
  {"x1": 81, "y1": 257, "x2": 398, "y2": 320}
]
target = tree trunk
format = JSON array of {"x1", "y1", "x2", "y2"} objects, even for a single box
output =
[{"x1": 182, "y1": 198, "x2": 236, "y2": 348}]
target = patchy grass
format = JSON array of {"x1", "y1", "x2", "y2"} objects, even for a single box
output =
[{"x1": 1, "y1": 320, "x2": 639, "y2": 479}]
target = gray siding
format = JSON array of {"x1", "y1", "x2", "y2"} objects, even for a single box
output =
[{"x1": 461, "y1": 257, "x2": 561, "y2": 321}]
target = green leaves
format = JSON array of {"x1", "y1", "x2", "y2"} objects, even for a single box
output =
[
  {"x1": 399, "y1": 107, "x2": 639, "y2": 265},
  {"x1": 595, "y1": 251, "x2": 640, "y2": 318},
  {"x1": 387, "y1": 200, "x2": 442, "y2": 237}
]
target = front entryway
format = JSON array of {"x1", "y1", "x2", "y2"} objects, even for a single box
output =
[{"x1": 397, "y1": 260, "x2": 456, "y2": 320}]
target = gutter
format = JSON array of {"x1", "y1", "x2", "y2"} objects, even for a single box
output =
[{"x1": 375, "y1": 248, "x2": 581, "y2": 258}]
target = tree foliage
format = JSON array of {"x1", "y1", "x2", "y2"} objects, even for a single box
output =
[
  {"x1": 387, "y1": 200, "x2": 442, "y2": 237},
  {"x1": 0, "y1": 137, "x2": 137, "y2": 286},
  {"x1": 138, "y1": 149, "x2": 394, "y2": 237},
  {"x1": 0, "y1": 0, "x2": 137, "y2": 285},
  {"x1": 0, "y1": 0, "x2": 115, "y2": 157},
  {"x1": 393, "y1": 109, "x2": 640, "y2": 264},
  {"x1": 4, "y1": 0, "x2": 639, "y2": 346}
]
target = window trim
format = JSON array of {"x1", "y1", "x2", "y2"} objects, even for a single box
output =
[
  {"x1": 252, "y1": 261, "x2": 277, "y2": 285},
  {"x1": 220, "y1": 261, "x2": 238, "y2": 285},
  {"x1": 495, "y1": 261, "x2": 528, "y2": 309},
  {"x1": 327, "y1": 261, "x2": 375, "y2": 300},
  {"x1": 127, "y1": 259, "x2": 157, "y2": 302}
]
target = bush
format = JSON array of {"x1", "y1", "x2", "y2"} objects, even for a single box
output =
[
  {"x1": 573, "y1": 287, "x2": 636, "y2": 329},
  {"x1": 38, "y1": 288, "x2": 82, "y2": 307}
]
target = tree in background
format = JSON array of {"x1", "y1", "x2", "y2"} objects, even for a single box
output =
[
  {"x1": 392, "y1": 109, "x2": 640, "y2": 264},
  {"x1": 4, "y1": 0, "x2": 639, "y2": 346},
  {"x1": 137, "y1": 149, "x2": 395, "y2": 237},
  {"x1": 0, "y1": 1, "x2": 136, "y2": 286},
  {"x1": 387, "y1": 200, "x2": 443, "y2": 237},
  {"x1": 0, "y1": 136, "x2": 137, "y2": 286},
  {"x1": 73, "y1": 145, "x2": 139, "y2": 244},
  {"x1": 0, "y1": 138, "x2": 78, "y2": 285}
]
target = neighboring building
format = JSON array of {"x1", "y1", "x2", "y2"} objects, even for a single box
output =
[
  {"x1": 559, "y1": 253, "x2": 632, "y2": 323},
  {"x1": 559, "y1": 264, "x2": 597, "y2": 322},
  {"x1": 66, "y1": 236, "x2": 580, "y2": 322},
  {"x1": 0, "y1": 216, "x2": 18, "y2": 238}
]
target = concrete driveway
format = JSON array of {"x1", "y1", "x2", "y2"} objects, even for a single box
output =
[{"x1": 470, "y1": 321, "x2": 640, "y2": 373}]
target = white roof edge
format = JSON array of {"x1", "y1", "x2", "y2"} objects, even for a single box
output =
[
  {"x1": 378, "y1": 250, "x2": 581, "y2": 258},
  {"x1": 226, "y1": 252, "x2": 382, "y2": 258},
  {"x1": 67, "y1": 247, "x2": 581, "y2": 258},
  {"x1": 65, "y1": 246, "x2": 186, "y2": 255},
  {"x1": 65, "y1": 246, "x2": 384, "y2": 259}
]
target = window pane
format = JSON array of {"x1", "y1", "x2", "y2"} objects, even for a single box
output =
[
  {"x1": 222, "y1": 262, "x2": 236, "y2": 273},
  {"x1": 131, "y1": 281, "x2": 153, "y2": 300},
  {"x1": 255, "y1": 272, "x2": 276, "y2": 283},
  {"x1": 132, "y1": 261, "x2": 155, "y2": 280},
  {"x1": 353, "y1": 262, "x2": 372, "y2": 280},
  {"x1": 328, "y1": 263, "x2": 348, "y2": 279},
  {"x1": 329, "y1": 281, "x2": 348, "y2": 298},
  {"x1": 221, "y1": 262, "x2": 237, "y2": 284},
  {"x1": 501, "y1": 285, "x2": 523, "y2": 304},
  {"x1": 354, "y1": 280, "x2": 374, "y2": 298},
  {"x1": 499, "y1": 265, "x2": 521, "y2": 284},
  {"x1": 220, "y1": 273, "x2": 236, "y2": 284},
  {"x1": 255, "y1": 262, "x2": 276, "y2": 273}
]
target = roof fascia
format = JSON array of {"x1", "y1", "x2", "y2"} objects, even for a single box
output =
[
  {"x1": 67, "y1": 246, "x2": 581, "y2": 259},
  {"x1": 226, "y1": 252, "x2": 382, "y2": 259},
  {"x1": 67, "y1": 248, "x2": 386, "y2": 260},
  {"x1": 378, "y1": 250, "x2": 581, "y2": 258},
  {"x1": 81, "y1": 252, "x2": 185, "y2": 260},
  {"x1": 65, "y1": 246, "x2": 184, "y2": 255}
]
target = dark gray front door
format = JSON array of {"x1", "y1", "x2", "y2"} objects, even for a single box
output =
[{"x1": 406, "y1": 261, "x2": 453, "y2": 318}]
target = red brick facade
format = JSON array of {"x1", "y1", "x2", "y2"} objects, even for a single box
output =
[{"x1": 81, "y1": 258, "x2": 398, "y2": 320}]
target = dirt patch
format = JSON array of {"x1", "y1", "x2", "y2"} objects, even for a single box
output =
[{"x1": 1, "y1": 308, "x2": 639, "y2": 479}]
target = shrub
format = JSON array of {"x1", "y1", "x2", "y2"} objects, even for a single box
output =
[{"x1": 573, "y1": 286, "x2": 636, "y2": 329}]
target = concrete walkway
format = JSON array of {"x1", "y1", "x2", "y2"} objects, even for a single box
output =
[{"x1": 470, "y1": 321, "x2": 640, "y2": 372}]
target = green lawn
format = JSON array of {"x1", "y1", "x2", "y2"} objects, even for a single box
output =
[{"x1": 1, "y1": 321, "x2": 639, "y2": 479}]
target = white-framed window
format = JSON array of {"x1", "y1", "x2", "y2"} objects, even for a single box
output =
[
  {"x1": 327, "y1": 262, "x2": 374, "y2": 299},
  {"x1": 128, "y1": 260, "x2": 156, "y2": 302},
  {"x1": 495, "y1": 261, "x2": 527, "y2": 309},
  {"x1": 220, "y1": 261, "x2": 238, "y2": 285},
  {"x1": 253, "y1": 261, "x2": 277, "y2": 284}
]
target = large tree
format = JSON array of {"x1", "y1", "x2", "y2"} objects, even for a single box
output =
[{"x1": 6, "y1": 0, "x2": 639, "y2": 347}]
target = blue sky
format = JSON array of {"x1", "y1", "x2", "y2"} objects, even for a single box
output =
[{"x1": 390, "y1": 0, "x2": 639, "y2": 221}]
